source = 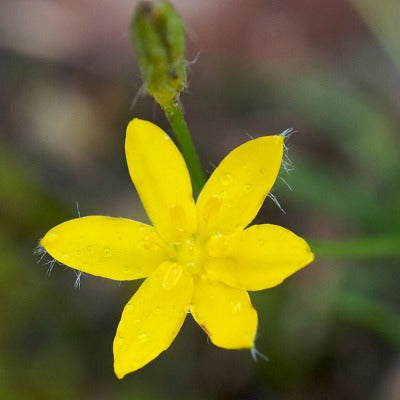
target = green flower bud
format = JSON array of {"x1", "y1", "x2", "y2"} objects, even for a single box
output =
[{"x1": 131, "y1": 1, "x2": 186, "y2": 108}]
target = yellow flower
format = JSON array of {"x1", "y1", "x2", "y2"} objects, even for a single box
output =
[{"x1": 41, "y1": 118, "x2": 314, "y2": 378}]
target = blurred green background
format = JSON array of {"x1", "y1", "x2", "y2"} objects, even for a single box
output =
[{"x1": 1, "y1": 0, "x2": 399, "y2": 399}]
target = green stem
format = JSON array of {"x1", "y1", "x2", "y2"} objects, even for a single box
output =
[
  {"x1": 310, "y1": 235, "x2": 400, "y2": 260},
  {"x1": 163, "y1": 100, "x2": 206, "y2": 196}
]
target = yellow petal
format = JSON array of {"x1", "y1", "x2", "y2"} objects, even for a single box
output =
[
  {"x1": 113, "y1": 261, "x2": 193, "y2": 378},
  {"x1": 205, "y1": 224, "x2": 314, "y2": 291},
  {"x1": 125, "y1": 119, "x2": 196, "y2": 242},
  {"x1": 41, "y1": 216, "x2": 166, "y2": 280},
  {"x1": 196, "y1": 136, "x2": 283, "y2": 236},
  {"x1": 190, "y1": 276, "x2": 257, "y2": 349}
]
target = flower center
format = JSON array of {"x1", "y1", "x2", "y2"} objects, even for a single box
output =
[{"x1": 168, "y1": 237, "x2": 204, "y2": 275}]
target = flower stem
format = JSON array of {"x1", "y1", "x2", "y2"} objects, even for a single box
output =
[
  {"x1": 163, "y1": 100, "x2": 206, "y2": 196},
  {"x1": 310, "y1": 234, "x2": 400, "y2": 260}
]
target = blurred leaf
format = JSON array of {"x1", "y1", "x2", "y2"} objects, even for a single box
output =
[
  {"x1": 334, "y1": 290, "x2": 400, "y2": 349},
  {"x1": 349, "y1": 0, "x2": 400, "y2": 73},
  {"x1": 279, "y1": 73, "x2": 400, "y2": 181},
  {"x1": 311, "y1": 235, "x2": 400, "y2": 260},
  {"x1": 289, "y1": 157, "x2": 400, "y2": 232},
  {"x1": 0, "y1": 144, "x2": 69, "y2": 236}
]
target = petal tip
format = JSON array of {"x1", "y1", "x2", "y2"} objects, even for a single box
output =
[
  {"x1": 114, "y1": 368, "x2": 126, "y2": 380},
  {"x1": 127, "y1": 117, "x2": 153, "y2": 132},
  {"x1": 304, "y1": 241, "x2": 316, "y2": 264}
]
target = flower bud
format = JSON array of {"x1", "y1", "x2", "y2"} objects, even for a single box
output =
[{"x1": 131, "y1": 1, "x2": 186, "y2": 108}]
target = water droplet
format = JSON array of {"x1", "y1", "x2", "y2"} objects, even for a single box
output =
[
  {"x1": 162, "y1": 264, "x2": 183, "y2": 289},
  {"x1": 117, "y1": 331, "x2": 124, "y2": 339},
  {"x1": 230, "y1": 300, "x2": 242, "y2": 313},
  {"x1": 86, "y1": 245, "x2": 93, "y2": 254},
  {"x1": 244, "y1": 184, "x2": 252, "y2": 193},
  {"x1": 142, "y1": 236, "x2": 159, "y2": 251},
  {"x1": 186, "y1": 261, "x2": 196, "y2": 269},
  {"x1": 258, "y1": 239, "x2": 265, "y2": 247},
  {"x1": 115, "y1": 232, "x2": 122, "y2": 240},
  {"x1": 221, "y1": 172, "x2": 232, "y2": 185},
  {"x1": 103, "y1": 246, "x2": 111, "y2": 256},
  {"x1": 184, "y1": 238, "x2": 195, "y2": 252},
  {"x1": 61, "y1": 253, "x2": 69, "y2": 262},
  {"x1": 76, "y1": 249, "x2": 82, "y2": 256},
  {"x1": 138, "y1": 332, "x2": 148, "y2": 342},
  {"x1": 46, "y1": 233, "x2": 58, "y2": 243},
  {"x1": 170, "y1": 205, "x2": 186, "y2": 232},
  {"x1": 259, "y1": 167, "x2": 267, "y2": 175},
  {"x1": 164, "y1": 134, "x2": 171, "y2": 141},
  {"x1": 126, "y1": 304, "x2": 133, "y2": 311}
]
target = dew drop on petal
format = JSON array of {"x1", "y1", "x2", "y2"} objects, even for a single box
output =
[
  {"x1": 221, "y1": 172, "x2": 232, "y2": 185},
  {"x1": 244, "y1": 184, "x2": 252, "y2": 193},
  {"x1": 170, "y1": 205, "x2": 187, "y2": 232},
  {"x1": 103, "y1": 246, "x2": 111, "y2": 256},
  {"x1": 86, "y1": 245, "x2": 93, "y2": 254},
  {"x1": 230, "y1": 300, "x2": 242, "y2": 313},
  {"x1": 138, "y1": 332, "x2": 148, "y2": 342},
  {"x1": 162, "y1": 264, "x2": 183, "y2": 289}
]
